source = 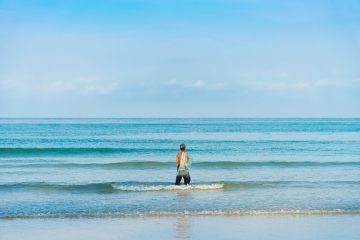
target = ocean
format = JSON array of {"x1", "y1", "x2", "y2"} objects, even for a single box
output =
[{"x1": 1, "y1": 118, "x2": 360, "y2": 218}]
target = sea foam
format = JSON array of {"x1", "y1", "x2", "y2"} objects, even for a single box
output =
[{"x1": 111, "y1": 183, "x2": 224, "y2": 191}]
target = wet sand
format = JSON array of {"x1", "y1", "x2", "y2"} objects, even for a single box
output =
[{"x1": 1, "y1": 215, "x2": 360, "y2": 240}]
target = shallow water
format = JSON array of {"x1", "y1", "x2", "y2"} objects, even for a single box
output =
[{"x1": 1, "y1": 118, "x2": 360, "y2": 218}]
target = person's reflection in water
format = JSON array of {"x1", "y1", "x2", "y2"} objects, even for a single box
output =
[
  {"x1": 174, "y1": 191, "x2": 191, "y2": 239},
  {"x1": 175, "y1": 214, "x2": 190, "y2": 240}
]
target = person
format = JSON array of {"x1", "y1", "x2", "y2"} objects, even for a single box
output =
[{"x1": 175, "y1": 143, "x2": 191, "y2": 185}]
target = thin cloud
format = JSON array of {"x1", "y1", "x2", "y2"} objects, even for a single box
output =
[
  {"x1": 241, "y1": 79, "x2": 360, "y2": 91},
  {"x1": 0, "y1": 78, "x2": 120, "y2": 96},
  {"x1": 165, "y1": 79, "x2": 219, "y2": 89},
  {"x1": 193, "y1": 80, "x2": 205, "y2": 88}
]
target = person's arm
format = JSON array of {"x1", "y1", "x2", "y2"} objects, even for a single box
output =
[{"x1": 176, "y1": 153, "x2": 180, "y2": 171}]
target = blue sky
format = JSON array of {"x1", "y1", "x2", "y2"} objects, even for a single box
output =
[{"x1": 0, "y1": 0, "x2": 359, "y2": 117}]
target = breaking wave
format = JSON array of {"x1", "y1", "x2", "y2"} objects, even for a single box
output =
[{"x1": 1, "y1": 180, "x2": 359, "y2": 193}]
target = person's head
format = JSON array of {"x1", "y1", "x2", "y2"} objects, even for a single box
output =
[{"x1": 180, "y1": 143, "x2": 186, "y2": 151}]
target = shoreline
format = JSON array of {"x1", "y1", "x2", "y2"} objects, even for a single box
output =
[{"x1": 2, "y1": 209, "x2": 360, "y2": 220}]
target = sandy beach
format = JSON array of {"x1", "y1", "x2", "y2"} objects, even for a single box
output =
[{"x1": 1, "y1": 215, "x2": 360, "y2": 240}]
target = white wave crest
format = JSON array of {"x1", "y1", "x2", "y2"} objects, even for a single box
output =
[{"x1": 112, "y1": 183, "x2": 224, "y2": 191}]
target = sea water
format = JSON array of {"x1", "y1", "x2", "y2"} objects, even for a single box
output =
[{"x1": 1, "y1": 118, "x2": 360, "y2": 218}]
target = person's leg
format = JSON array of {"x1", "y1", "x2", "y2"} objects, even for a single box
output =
[
  {"x1": 184, "y1": 173, "x2": 191, "y2": 185},
  {"x1": 175, "y1": 175, "x2": 182, "y2": 185}
]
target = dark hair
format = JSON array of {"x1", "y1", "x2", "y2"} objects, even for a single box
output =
[{"x1": 180, "y1": 144, "x2": 186, "y2": 151}]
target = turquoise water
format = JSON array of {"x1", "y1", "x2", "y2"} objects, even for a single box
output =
[{"x1": 1, "y1": 118, "x2": 360, "y2": 218}]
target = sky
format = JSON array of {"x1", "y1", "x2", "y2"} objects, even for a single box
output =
[{"x1": 0, "y1": 0, "x2": 359, "y2": 117}]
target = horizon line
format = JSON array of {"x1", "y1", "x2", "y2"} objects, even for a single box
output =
[{"x1": 0, "y1": 117, "x2": 359, "y2": 119}]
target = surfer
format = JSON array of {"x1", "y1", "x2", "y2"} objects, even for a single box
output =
[{"x1": 175, "y1": 143, "x2": 191, "y2": 185}]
